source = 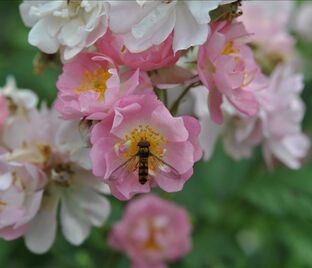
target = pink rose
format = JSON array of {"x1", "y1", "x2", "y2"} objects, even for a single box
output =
[
  {"x1": 261, "y1": 66, "x2": 310, "y2": 169},
  {"x1": 197, "y1": 21, "x2": 267, "y2": 124},
  {"x1": 240, "y1": 1, "x2": 295, "y2": 59},
  {"x1": 96, "y1": 31, "x2": 180, "y2": 71},
  {"x1": 109, "y1": 194, "x2": 191, "y2": 268},
  {"x1": 0, "y1": 156, "x2": 47, "y2": 240},
  {"x1": 90, "y1": 94, "x2": 202, "y2": 200},
  {"x1": 55, "y1": 52, "x2": 146, "y2": 120}
]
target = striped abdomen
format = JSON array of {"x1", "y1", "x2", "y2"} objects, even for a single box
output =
[
  {"x1": 137, "y1": 140, "x2": 151, "y2": 185},
  {"x1": 138, "y1": 156, "x2": 149, "y2": 185}
]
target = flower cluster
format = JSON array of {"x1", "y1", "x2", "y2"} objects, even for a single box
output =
[
  {"x1": 0, "y1": 78, "x2": 110, "y2": 253},
  {"x1": 0, "y1": 0, "x2": 309, "y2": 264}
]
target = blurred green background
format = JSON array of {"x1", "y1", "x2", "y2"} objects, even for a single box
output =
[{"x1": 1, "y1": 1, "x2": 312, "y2": 268}]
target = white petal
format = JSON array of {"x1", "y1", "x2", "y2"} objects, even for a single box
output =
[
  {"x1": 29, "y1": 1, "x2": 64, "y2": 17},
  {"x1": 28, "y1": 17, "x2": 60, "y2": 54},
  {"x1": 199, "y1": 115, "x2": 223, "y2": 161},
  {"x1": 136, "y1": 0, "x2": 148, "y2": 7},
  {"x1": 2, "y1": 117, "x2": 29, "y2": 150},
  {"x1": 184, "y1": 1, "x2": 220, "y2": 24},
  {"x1": 122, "y1": 7, "x2": 176, "y2": 53},
  {"x1": 84, "y1": 12, "x2": 108, "y2": 47},
  {"x1": 19, "y1": 2, "x2": 39, "y2": 27},
  {"x1": 60, "y1": 194, "x2": 90, "y2": 246},
  {"x1": 54, "y1": 120, "x2": 91, "y2": 169},
  {"x1": 15, "y1": 191, "x2": 43, "y2": 228},
  {"x1": 70, "y1": 147, "x2": 92, "y2": 170},
  {"x1": 132, "y1": 2, "x2": 175, "y2": 39},
  {"x1": 60, "y1": 180, "x2": 110, "y2": 245},
  {"x1": 173, "y1": 4, "x2": 209, "y2": 52},
  {"x1": 268, "y1": 134, "x2": 310, "y2": 170},
  {"x1": 0, "y1": 172, "x2": 12, "y2": 191},
  {"x1": 63, "y1": 44, "x2": 85, "y2": 61},
  {"x1": 59, "y1": 18, "x2": 86, "y2": 47},
  {"x1": 77, "y1": 189, "x2": 111, "y2": 227},
  {"x1": 25, "y1": 194, "x2": 59, "y2": 254},
  {"x1": 15, "y1": 90, "x2": 38, "y2": 109},
  {"x1": 2, "y1": 76, "x2": 17, "y2": 94},
  {"x1": 109, "y1": 1, "x2": 158, "y2": 34}
]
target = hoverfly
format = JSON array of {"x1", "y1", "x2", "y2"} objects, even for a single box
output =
[{"x1": 108, "y1": 139, "x2": 180, "y2": 184}]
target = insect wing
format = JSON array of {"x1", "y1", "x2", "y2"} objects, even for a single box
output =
[
  {"x1": 150, "y1": 153, "x2": 181, "y2": 180},
  {"x1": 107, "y1": 156, "x2": 139, "y2": 182},
  {"x1": 78, "y1": 118, "x2": 92, "y2": 147}
]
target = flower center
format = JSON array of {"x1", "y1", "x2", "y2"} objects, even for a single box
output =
[
  {"x1": 222, "y1": 41, "x2": 239, "y2": 55},
  {"x1": 141, "y1": 217, "x2": 167, "y2": 251},
  {"x1": 50, "y1": 163, "x2": 74, "y2": 187},
  {"x1": 75, "y1": 69, "x2": 112, "y2": 101},
  {"x1": 115, "y1": 125, "x2": 166, "y2": 171},
  {"x1": 8, "y1": 143, "x2": 52, "y2": 169},
  {"x1": 221, "y1": 41, "x2": 256, "y2": 89}
]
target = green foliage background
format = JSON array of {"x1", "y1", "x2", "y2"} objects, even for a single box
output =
[{"x1": 1, "y1": 1, "x2": 312, "y2": 268}]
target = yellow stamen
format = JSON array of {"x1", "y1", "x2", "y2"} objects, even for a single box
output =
[
  {"x1": 115, "y1": 125, "x2": 166, "y2": 172},
  {"x1": 142, "y1": 219, "x2": 165, "y2": 251},
  {"x1": 75, "y1": 68, "x2": 112, "y2": 101},
  {"x1": 37, "y1": 144, "x2": 52, "y2": 167},
  {"x1": 222, "y1": 41, "x2": 239, "y2": 55},
  {"x1": 221, "y1": 41, "x2": 255, "y2": 89}
]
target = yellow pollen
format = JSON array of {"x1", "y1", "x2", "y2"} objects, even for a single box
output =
[
  {"x1": 221, "y1": 42, "x2": 254, "y2": 89},
  {"x1": 222, "y1": 41, "x2": 239, "y2": 55},
  {"x1": 0, "y1": 200, "x2": 7, "y2": 207},
  {"x1": 141, "y1": 219, "x2": 165, "y2": 251},
  {"x1": 37, "y1": 144, "x2": 52, "y2": 167},
  {"x1": 75, "y1": 68, "x2": 112, "y2": 101},
  {"x1": 116, "y1": 125, "x2": 166, "y2": 170}
]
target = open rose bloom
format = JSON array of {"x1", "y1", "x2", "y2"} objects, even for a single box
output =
[
  {"x1": 55, "y1": 52, "x2": 125, "y2": 120},
  {"x1": 19, "y1": 0, "x2": 109, "y2": 60},
  {"x1": 0, "y1": 157, "x2": 46, "y2": 240},
  {"x1": 239, "y1": 1, "x2": 295, "y2": 62},
  {"x1": 193, "y1": 65, "x2": 310, "y2": 169},
  {"x1": 198, "y1": 21, "x2": 267, "y2": 124},
  {"x1": 109, "y1": 194, "x2": 191, "y2": 268},
  {"x1": 55, "y1": 52, "x2": 152, "y2": 120},
  {"x1": 91, "y1": 94, "x2": 202, "y2": 200}
]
